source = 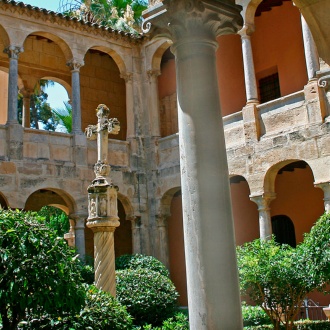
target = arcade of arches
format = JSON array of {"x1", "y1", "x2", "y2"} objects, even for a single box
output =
[{"x1": 0, "y1": 0, "x2": 330, "y2": 309}]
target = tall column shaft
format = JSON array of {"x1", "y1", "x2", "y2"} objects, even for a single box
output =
[
  {"x1": 250, "y1": 193, "x2": 275, "y2": 240},
  {"x1": 67, "y1": 59, "x2": 84, "y2": 134},
  {"x1": 22, "y1": 96, "x2": 31, "y2": 128},
  {"x1": 73, "y1": 216, "x2": 86, "y2": 259},
  {"x1": 173, "y1": 38, "x2": 242, "y2": 329},
  {"x1": 239, "y1": 27, "x2": 258, "y2": 103},
  {"x1": 315, "y1": 183, "x2": 330, "y2": 213},
  {"x1": 147, "y1": 70, "x2": 161, "y2": 137},
  {"x1": 4, "y1": 46, "x2": 23, "y2": 124},
  {"x1": 156, "y1": 215, "x2": 169, "y2": 268},
  {"x1": 301, "y1": 15, "x2": 320, "y2": 81},
  {"x1": 94, "y1": 229, "x2": 116, "y2": 294},
  {"x1": 121, "y1": 73, "x2": 135, "y2": 139}
]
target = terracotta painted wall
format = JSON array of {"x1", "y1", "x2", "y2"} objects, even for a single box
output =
[
  {"x1": 270, "y1": 166, "x2": 324, "y2": 244},
  {"x1": 158, "y1": 59, "x2": 177, "y2": 100},
  {"x1": 230, "y1": 180, "x2": 260, "y2": 245},
  {"x1": 216, "y1": 34, "x2": 246, "y2": 116},
  {"x1": 167, "y1": 193, "x2": 188, "y2": 306},
  {"x1": 80, "y1": 51, "x2": 127, "y2": 140},
  {"x1": 252, "y1": 2, "x2": 308, "y2": 98}
]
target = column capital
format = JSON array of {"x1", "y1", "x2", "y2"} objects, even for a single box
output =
[
  {"x1": 250, "y1": 193, "x2": 276, "y2": 211},
  {"x1": 147, "y1": 69, "x2": 161, "y2": 80},
  {"x1": 19, "y1": 88, "x2": 32, "y2": 98},
  {"x1": 67, "y1": 58, "x2": 84, "y2": 72},
  {"x1": 156, "y1": 213, "x2": 169, "y2": 227},
  {"x1": 238, "y1": 23, "x2": 255, "y2": 38},
  {"x1": 143, "y1": 0, "x2": 242, "y2": 42},
  {"x1": 120, "y1": 72, "x2": 133, "y2": 83},
  {"x1": 4, "y1": 45, "x2": 23, "y2": 59}
]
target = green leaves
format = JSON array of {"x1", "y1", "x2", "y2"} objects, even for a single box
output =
[{"x1": 237, "y1": 212, "x2": 330, "y2": 329}]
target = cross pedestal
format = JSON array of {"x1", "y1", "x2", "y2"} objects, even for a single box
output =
[{"x1": 85, "y1": 104, "x2": 120, "y2": 296}]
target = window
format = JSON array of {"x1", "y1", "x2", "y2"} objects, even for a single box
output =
[
  {"x1": 271, "y1": 215, "x2": 296, "y2": 247},
  {"x1": 259, "y1": 73, "x2": 281, "y2": 103}
]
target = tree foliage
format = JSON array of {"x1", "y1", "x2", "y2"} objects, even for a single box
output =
[
  {"x1": 0, "y1": 209, "x2": 85, "y2": 329},
  {"x1": 237, "y1": 212, "x2": 330, "y2": 330}
]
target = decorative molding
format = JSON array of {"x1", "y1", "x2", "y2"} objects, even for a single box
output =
[
  {"x1": 3, "y1": 45, "x2": 23, "y2": 59},
  {"x1": 120, "y1": 72, "x2": 133, "y2": 83},
  {"x1": 66, "y1": 58, "x2": 84, "y2": 71},
  {"x1": 318, "y1": 74, "x2": 330, "y2": 89}
]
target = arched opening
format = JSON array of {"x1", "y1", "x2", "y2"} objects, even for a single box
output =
[
  {"x1": 230, "y1": 175, "x2": 259, "y2": 245},
  {"x1": 19, "y1": 33, "x2": 71, "y2": 129},
  {"x1": 166, "y1": 189, "x2": 187, "y2": 306},
  {"x1": 0, "y1": 192, "x2": 8, "y2": 209},
  {"x1": 81, "y1": 48, "x2": 127, "y2": 140},
  {"x1": 270, "y1": 160, "x2": 324, "y2": 244},
  {"x1": 253, "y1": 1, "x2": 307, "y2": 102},
  {"x1": 271, "y1": 214, "x2": 296, "y2": 247},
  {"x1": 157, "y1": 47, "x2": 177, "y2": 137}
]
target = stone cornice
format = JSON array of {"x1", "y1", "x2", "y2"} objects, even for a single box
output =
[{"x1": 0, "y1": 0, "x2": 145, "y2": 44}]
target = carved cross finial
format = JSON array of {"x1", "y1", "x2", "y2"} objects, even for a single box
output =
[{"x1": 85, "y1": 104, "x2": 120, "y2": 180}]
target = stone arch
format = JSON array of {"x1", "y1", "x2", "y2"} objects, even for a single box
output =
[
  {"x1": 0, "y1": 24, "x2": 10, "y2": 47},
  {"x1": 85, "y1": 45, "x2": 127, "y2": 75},
  {"x1": 151, "y1": 39, "x2": 172, "y2": 72},
  {"x1": 24, "y1": 188, "x2": 76, "y2": 215},
  {"x1": 229, "y1": 174, "x2": 259, "y2": 245},
  {"x1": 117, "y1": 192, "x2": 134, "y2": 220},
  {"x1": 159, "y1": 186, "x2": 181, "y2": 217},
  {"x1": 0, "y1": 192, "x2": 9, "y2": 208},
  {"x1": 22, "y1": 31, "x2": 73, "y2": 62},
  {"x1": 267, "y1": 160, "x2": 323, "y2": 243},
  {"x1": 41, "y1": 76, "x2": 72, "y2": 99}
]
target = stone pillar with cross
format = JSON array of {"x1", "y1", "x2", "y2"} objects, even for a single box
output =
[{"x1": 85, "y1": 104, "x2": 120, "y2": 296}]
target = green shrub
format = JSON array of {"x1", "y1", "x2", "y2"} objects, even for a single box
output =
[
  {"x1": 138, "y1": 312, "x2": 189, "y2": 329},
  {"x1": 242, "y1": 304, "x2": 272, "y2": 326},
  {"x1": 115, "y1": 254, "x2": 170, "y2": 277},
  {"x1": 116, "y1": 268, "x2": 179, "y2": 326},
  {"x1": 19, "y1": 285, "x2": 133, "y2": 330},
  {"x1": 0, "y1": 209, "x2": 85, "y2": 329},
  {"x1": 243, "y1": 321, "x2": 330, "y2": 330},
  {"x1": 79, "y1": 263, "x2": 94, "y2": 284}
]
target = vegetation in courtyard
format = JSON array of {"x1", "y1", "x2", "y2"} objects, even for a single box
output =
[
  {"x1": 60, "y1": 0, "x2": 147, "y2": 33},
  {"x1": 0, "y1": 209, "x2": 85, "y2": 329},
  {"x1": 52, "y1": 102, "x2": 72, "y2": 133},
  {"x1": 237, "y1": 212, "x2": 330, "y2": 330},
  {"x1": 115, "y1": 253, "x2": 170, "y2": 277}
]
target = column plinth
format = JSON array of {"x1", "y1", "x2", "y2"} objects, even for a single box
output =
[{"x1": 143, "y1": 2, "x2": 243, "y2": 328}]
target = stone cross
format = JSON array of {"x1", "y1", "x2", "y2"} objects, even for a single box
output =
[{"x1": 85, "y1": 104, "x2": 120, "y2": 296}]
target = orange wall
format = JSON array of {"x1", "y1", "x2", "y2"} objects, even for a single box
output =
[
  {"x1": 230, "y1": 180, "x2": 260, "y2": 245},
  {"x1": 168, "y1": 194, "x2": 188, "y2": 306},
  {"x1": 271, "y1": 167, "x2": 324, "y2": 244},
  {"x1": 252, "y1": 2, "x2": 308, "y2": 98},
  {"x1": 0, "y1": 71, "x2": 8, "y2": 124},
  {"x1": 216, "y1": 34, "x2": 246, "y2": 116},
  {"x1": 158, "y1": 59, "x2": 177, "y2": 100}
]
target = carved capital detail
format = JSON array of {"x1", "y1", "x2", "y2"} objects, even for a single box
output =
[
  {"x1": 147, "y1": 69, "x2": 161, "y2": 81},
  {"x1": 250, "y1": 193, "x2": 276, "y2": 211},
  {"x1": 120, "y1": 72, "x2": 133, "y2": 83},
  {"x1": 4, "y1": 45, "x2": 23, "y2": 59},
  {"x1": 66, "y1": 58, "x2": 84, "y2": 72},
  {"x1": 143, "y1": 0, "x2": 243, "y2": 41},
  {"x1": 238, "y1": 23, "x2": 255, "y2": 38}
]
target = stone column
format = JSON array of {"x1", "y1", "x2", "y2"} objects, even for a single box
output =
[
  {"x1": 238, "y1": 25, "x2": 259, "y2": 104},
  {"x1": 73, "y1": 215, "x2": 86, "y2": 258},
  {"x1": 147, "y1": 70, "x2": 161, "y2": 137},
  {"x1": 301, "y1": 15, "x2": 320, "y2": 81},
  {"x1": 143, "y1": 2, "x2": 243, "y2": 329},
  {"x1": 250, "y1": 193, "x2": 276, "y2": 240},
  {"x1": 64, "y1": 218, "x2": 76, "y2": 247},
  {"x1": 315, "y1": 182, "x2": 330, "y2": 213},
  {"x1": 129, "y1": 215, "x2": 142, "y2": 254},
  {"x1": 4, "y1": 46, "x2": 23, "y2": 124},
  {"x1": 156, "y1": 214, "x2": 169, "y2": 269},
  {"x1": 120, "y1": 72, "x2": 135, "y2": 139},
  {"x1": 67, "y1": 59, "x2": 84, "y2": 134},
  {"x1": 20, "y1": 88, "x2": 31, "y2": 128}
]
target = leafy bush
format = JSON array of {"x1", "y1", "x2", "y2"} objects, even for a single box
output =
[
  {"x1": 37, "y1": 205, "x2": 70, "y2": 237},
  {"x1": 115, "y1": 254, "x2": 170, "y2": 277},
  {"x1": 19, "y1": 285, "x2": 133, "y2": 330},
  {"x1": 116, "y1": 268, "x2": 179, "y2": 326},
  {"x1": 0, "y1": 209, "x2": 85, "y2": 329},
  {"x1": 244, "y1": 321, "x2": 330, "y2": 330},
  {"x1": 139, "y1": 312, "x2": 189, "y2": 329},
  {"x1": 237, "y1": 212, "x2": 330, "y2": 330},
  {"x1": 242, "y1": 304, "x2": 272, "y2": 326}
]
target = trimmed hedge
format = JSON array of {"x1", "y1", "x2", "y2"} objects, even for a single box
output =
[
  {"x1": 242, "y1": 304, "x2": 272, "y2": 326},
  {"x1": 244, "y1": 320, "x2": 330, "y2": 330},
  {"x1": 139, "y1": 312, "x2": 189, "y2": 329},
  {"x1": 115, "y1": 254, "x2": 170, "y2": 277},
  {"x1": 116, "y1": 268, "x2": 179, "y2": 326}
]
